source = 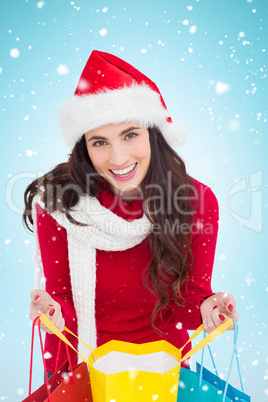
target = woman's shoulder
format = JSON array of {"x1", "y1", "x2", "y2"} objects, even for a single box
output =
[{"x1": 189, "y1": 176, "x2": 219, "y2": 217}]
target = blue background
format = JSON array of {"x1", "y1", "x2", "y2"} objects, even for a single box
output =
[{"x1": 0, "y1": 0, "x2": 267, "y2": 400}]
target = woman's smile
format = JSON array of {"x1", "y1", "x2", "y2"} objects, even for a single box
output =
[{"x1": 109, "y1": 162, "x2": 138, "y2": 180}]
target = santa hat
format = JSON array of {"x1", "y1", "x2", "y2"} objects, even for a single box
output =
[{"x1": 58, "y1": 50, "x2": 187, "y2": 149}]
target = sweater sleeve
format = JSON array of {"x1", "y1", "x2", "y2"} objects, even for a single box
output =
[
  {"x1": 36, "y1": 204, "x2": 78, "y2": 372},
  {"x1": 172, "y1": 183, "x2": 219, "y2": 330}
]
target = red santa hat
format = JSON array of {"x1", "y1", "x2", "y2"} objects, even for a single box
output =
[{"x1": 58, "y1": 50, "x2": 187, "y2": 149}]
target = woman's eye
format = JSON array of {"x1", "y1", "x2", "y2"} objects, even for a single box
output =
[
  {"x1": 93, "y1": 141, "x2": 106, "y2": 147},
  {"x1": 126, "y1": 132, "x2": 137, "y2": 140}
]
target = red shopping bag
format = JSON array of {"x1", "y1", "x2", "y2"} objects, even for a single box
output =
[{"x1": 22, "y1": 317, "x2": 93, "y2": 402}]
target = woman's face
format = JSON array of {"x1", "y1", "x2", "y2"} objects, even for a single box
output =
[{"x1": 85, "y1": 122, "x2": 151, "y2": 199}]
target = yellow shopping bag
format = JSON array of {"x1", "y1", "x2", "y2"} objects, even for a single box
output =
[
  {"x1": 88, "y1": 339, "x2": 180, "y2": 401},
  {"x1": 39, "y1": 314, "x2": 233, "y2": 402}
]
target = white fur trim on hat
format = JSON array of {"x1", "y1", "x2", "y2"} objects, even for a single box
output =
[{"x1": 58, "y1": 84, "x2": 187, "y2": 149}]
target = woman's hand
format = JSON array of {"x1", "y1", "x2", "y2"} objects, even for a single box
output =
[
  {"x1": 29, "y1": 289, "x2": 65, "y2": 333},
  {"x1": 200, "y1": 291, "x2": 239, "y2": 333}
]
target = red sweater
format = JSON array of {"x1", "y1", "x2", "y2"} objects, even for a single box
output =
[{"x1": 37, "y1": 178, "x2": 219, "y2": 373}]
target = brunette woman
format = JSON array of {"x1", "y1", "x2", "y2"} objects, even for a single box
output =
[{"x1": 24, "y1": 50, "x2": 239, "y2": 376}]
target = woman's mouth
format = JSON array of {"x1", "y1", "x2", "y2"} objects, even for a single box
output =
[{"x1": 109, "y1": 163, "x2": 138, "y2": 181}]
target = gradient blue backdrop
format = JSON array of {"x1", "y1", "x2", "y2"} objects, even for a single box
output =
[{"x1": 1, "y1": 0, "x2": 267, "y2": 400}]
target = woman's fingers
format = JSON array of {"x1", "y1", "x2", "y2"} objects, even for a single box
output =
[
  {"x1": 44, "y1": 304, "x2": 65, "y2": 333},
  {"x1": 222, "y1": 294, "x2": 237, "y2": 315},
  {"x1": 29, "y1": 290, "x2": 64, "y2": 333},
  {"x1": 203, "y1": 307, "x2": 225, "y2": 333},
  {"x1": 29, "y1": 289, "x2": 50, "y2": 320},
  {"x1": 218, "y1": 304, "x2": 239, "y2": 331},
  {"x1": 203, "y1": 306, "x2": 239, "y2": 333},
  {"x1": 201, "y1": 291, "x2": 239, "y2": 332}
]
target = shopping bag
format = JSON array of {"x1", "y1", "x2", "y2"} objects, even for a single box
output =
[
  {"x1": 23, "y1": 360, "x2": 92, "y2": 402},
  {"x1": 88, "y1": 339, "x2": 180, "y2": 401},
  {"x1": 195, "y1": 320, "x2": 250, "y2": 401},
  {"x1": 178, "y1": 367, "x2": 232, "y2": 401},
  {"x1": 177, "y1": 319, "x2": 250, "y2": 402},
  {"x1": 39, "y1": 314, "x2": 233, "y2": 402},
  {"x1": 23, "y1": 317, "x2": 92, "y2": 402},
  {"x1": 196, "y1": 365, "x2": 250, "y2": 402}
]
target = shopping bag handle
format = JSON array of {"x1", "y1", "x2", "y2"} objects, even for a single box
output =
[
  {"x1": 28, "y1": 317, "x2": 74, "y2": 400},
  {"x1": 28, "y1": 317, "x2": 52, "y2": 401},
  {"x1": 179, "y1": 317, "x2": 233, "y2": 362},
  {"x1": 39, "y1": 313, "x2": 96, "y2": 362},
  {"x1": 199, "y1": 319, "x2": 244, "y2": 401},
  {"x1": 40, "y1": 315, "x2": 232, "y2": 365}
]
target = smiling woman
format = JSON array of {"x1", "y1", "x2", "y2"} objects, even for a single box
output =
[{"x1": 23, "y1": 50, "x2": 239, "y2": 380}]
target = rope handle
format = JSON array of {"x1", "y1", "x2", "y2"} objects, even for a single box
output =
[
  {"x1": 199, "y1": 319, "x2": 244, "y2": 401},
  {"x1": 28, "y1": 316, "x2": 74, "y2": 400},
  {"x1": 179, "y1": 317, "x2": 233, "y2": 362},
  {"x1": 39, "y1": 314, "x2": 96, "y2": 362}
]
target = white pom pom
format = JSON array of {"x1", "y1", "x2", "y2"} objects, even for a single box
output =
[{"x1": 161, "y1": 121, "x2": 188, "y2": 148}]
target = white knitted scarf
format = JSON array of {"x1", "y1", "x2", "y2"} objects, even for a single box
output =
[{"x1": 32, "y1": 194, "x2": 153, "y2": 361}]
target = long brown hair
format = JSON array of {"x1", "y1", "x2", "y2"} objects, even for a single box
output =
[{"x1": 23, "y1": 126, "x2": 196, "y2": 331}]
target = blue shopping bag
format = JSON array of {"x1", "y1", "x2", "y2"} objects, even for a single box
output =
[
  {"x1": 178, "y1": 367, "x2": 232, "y2": 401},
  {"x1": 177, "y1": 319, "x2": 250, "y2": 401},
  {"x1": 196, "y1": 320, "x2": 250, "y2": 401}
]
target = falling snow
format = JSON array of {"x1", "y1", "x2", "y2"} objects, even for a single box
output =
[
  {"x1": 217, "y1": 254, "x2": 227, "y2": 261},
  {"x1": 57, "y1": 64, "x2": 69, "y2": 75},
  {"x1": 189, "y1": 25, "x2": 197, "y2": 34},
  {"x1": 99, "y1": 28, "x2": 108, "y2": 36},
  {"x1": 215, "y1": 81, "x2": 231, "y2": 94},
  {"x1": 10, "y1": 48, "x2": 20, "y2": 58},
  {"x1": 36, "y1": 1, "x2": 45, "y2": 9}
]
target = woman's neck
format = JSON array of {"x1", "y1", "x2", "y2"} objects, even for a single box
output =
[{"x1": 108, "y1": 184, "x2": 142, "y2": 204}]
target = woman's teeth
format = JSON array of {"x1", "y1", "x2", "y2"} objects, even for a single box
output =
[{"x1": 110, "y1": 163, "x2": 137, "y2": 177}]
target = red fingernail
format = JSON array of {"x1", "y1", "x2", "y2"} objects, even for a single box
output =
[
  {"x1": 34, "y1": 295, "x2": 40, "y2": 302},
  {"x1": 49, "y1": 308, "x2": 55, "y2": 316},
  {"x1": 213, "y1": 305, "x2": 218, "y2": 310},
  {"x1": 219, "y1": 314, "x2": 225, "y2": 321},
  {"x1": 228, "y1": 304, "x2": 233, "y2": 312}
]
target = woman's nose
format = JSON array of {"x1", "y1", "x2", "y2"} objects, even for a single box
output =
[{"x1": 109, "y1": 145, "x2": 129, "y2": 167}]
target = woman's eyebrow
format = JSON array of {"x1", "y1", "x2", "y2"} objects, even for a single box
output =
[
  {"x1": 87, "y1": 135, "x2": 107, "y2": 142},
  {"x1": 87, "y1": 126, "x2": 141, "y2": 142},
  {"x1": 119, "y1": 126, "x2": 141, "y2": 136}
]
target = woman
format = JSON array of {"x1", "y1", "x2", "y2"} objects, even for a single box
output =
[{"x1": 24, "y1": 50, "x2": 239, "y2": 376}]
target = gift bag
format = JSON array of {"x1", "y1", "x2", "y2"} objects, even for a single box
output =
[
  {"x1": 195, "y1": 320, "x2": 250, "y2": 401},
  {"x1": 39, "y1": 314, "x2": 233, "y2": 402},
  {"x1": 178, "y1": 367, "x2": 232, "y2": 402},
  {"x1": 177, "y1": 319, "x2": 250, "y2": 402},
  {"x1": 23, "y1": 318, "x2": 92, "y2": 402},
  {"x1": 88, "y1": 339, "x2": 180, "y2": 401}
]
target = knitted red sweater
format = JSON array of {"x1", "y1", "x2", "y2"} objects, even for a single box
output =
[{"x1": 36, "y1": 178, "x2": 219, "y2": 373}]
